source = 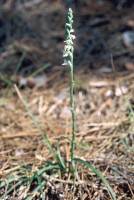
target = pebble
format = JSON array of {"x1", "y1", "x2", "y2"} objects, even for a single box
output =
[{"x1": 122, "y1": 31, "x2": 134, "y2": 47}]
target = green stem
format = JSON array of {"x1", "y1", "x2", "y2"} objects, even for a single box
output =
[
  {"x1": 69, "y1": 60, "x2": 76, "y2": 176},
  {"x1": 63, "y1": 8, "x2": 76, "y2": 177}
]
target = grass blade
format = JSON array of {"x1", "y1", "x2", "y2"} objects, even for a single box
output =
[
  {"x1": 3, "y1": 51, "x2": 26, "y2": 97},
  {"x1": 14, "y1": 85, "x2": 58, "y2": 163},
  {"x1": 0, "y1": 175, "x2": 27, "y2": 188},
  {"x1": 28, "y1": 63, "x2": 50, "y2": 78},
  {"x1": 56, "y1": 140, "x2": 66, "y2": 171},
  {"x1": 1, "y1": 178, "x2": 27, "y2": 199},
  {"x1": 74, "y1": 157, "x2": 116, "y2": 200}
]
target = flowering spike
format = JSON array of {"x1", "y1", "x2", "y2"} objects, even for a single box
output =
[{"x1": 63, "y1": 8, "x2": 75, "y2": 66}]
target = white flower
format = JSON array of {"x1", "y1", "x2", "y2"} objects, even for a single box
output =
[
  {"x1": 70, "y1": 29, "x2": 74, "y2": 33},
  {"x1": 63, "y1": 52, "x2": 68, "y2": 57},
  {"x1": 62, "y1": 59, "x2": 68, "y2": 66},
  {"x1": 71, "y1": 35, "x2": 76, "y2": 40}
]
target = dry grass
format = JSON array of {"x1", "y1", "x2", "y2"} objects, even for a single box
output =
[
  {"x1": 0, "y1": 0, "x2": 134, "y2": 199},
  {"x1": 0, "y1": 68, "x2": 134, "y2": 199}
]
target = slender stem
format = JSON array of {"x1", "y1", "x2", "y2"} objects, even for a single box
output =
[
  {"x1": 63, "y1": 8, "x2": 76, "y2": 177},
  {"x1": 67, "y1": 49, "x2": 76, "y2": 176},
  {"x1": 69, "y1": 52, "x2": 76, "y2": 176}
]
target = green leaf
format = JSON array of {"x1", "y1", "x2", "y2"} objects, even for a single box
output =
[
  {"x1": 14, "y1": 85, "x2": 58, "y2": 163},
  {"x1": 74, "y1": 158, "x2": 116, "y2": 200}
]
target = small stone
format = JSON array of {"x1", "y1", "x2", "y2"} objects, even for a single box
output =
[{"x1": 122, "y1": 31, "x2": 134, "y2": 47}]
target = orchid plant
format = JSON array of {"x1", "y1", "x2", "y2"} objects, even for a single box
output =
[
  {"x1": 63, "y1": 8, "x2": 76, "y2": 176},
  {"x1": 1, "y1": 8, "x2": 117, "y2": 200}
]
